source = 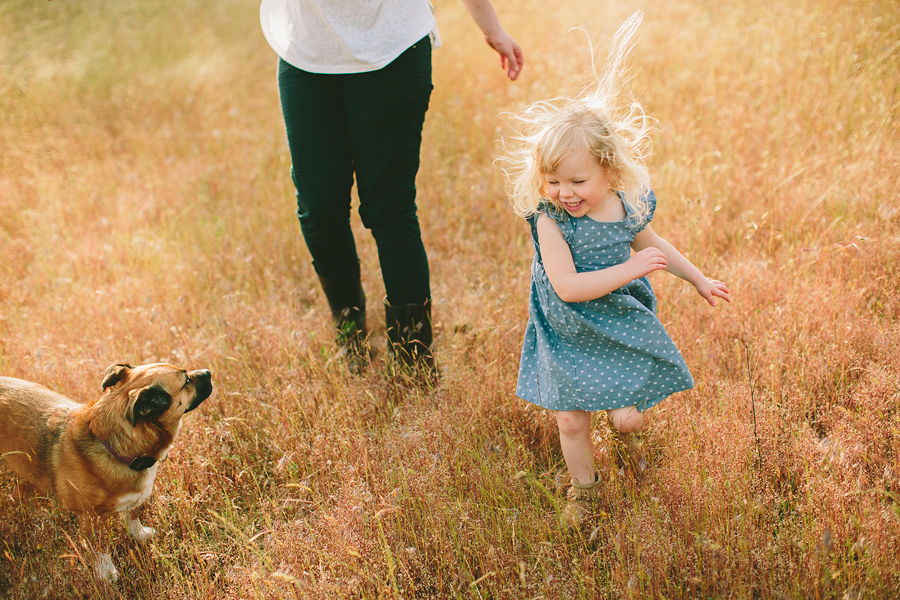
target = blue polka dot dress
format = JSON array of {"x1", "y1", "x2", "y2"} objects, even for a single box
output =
[{"x1": 516, "y1": 190, "x2": 694, "y2": 412}]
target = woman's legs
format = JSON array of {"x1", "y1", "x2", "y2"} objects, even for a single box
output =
[
  {"x1": 277, "y1": 59, "x2": 359, "y2": 280},
  {"x1": 279, "y1": 44, "x2": 432, "y2": 301},
  {"x1": 343, "y1": 37, "x2": 433, "y2": 306},
  {"x1": 340, "y1": 38, "x2": 436, "y2": 369},
  {"x1": 555, "y1": 410, "x2": 595, "y2": 485},
  {"x1": 278, "y1": 60, "x2": 369, "y2": 368},
  {"x1": 278, "y1": 39, "x2": 435, "y2": 371}
]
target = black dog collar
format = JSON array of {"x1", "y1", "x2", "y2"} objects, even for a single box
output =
[{"x1": 99, "y1": 439, "x2": 157, "y2": 471}]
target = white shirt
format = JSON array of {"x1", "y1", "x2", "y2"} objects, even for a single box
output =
[{"x1": 260, "y1": 0, "x2": 442, "y2": 74}]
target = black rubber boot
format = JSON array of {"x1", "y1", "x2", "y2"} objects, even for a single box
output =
[
  {"x1": 318, "y1": 270, "x2": 369, "y2": 374},
  {"x1": 384, "y1": 298, "x2": 437, "y2": 380}
]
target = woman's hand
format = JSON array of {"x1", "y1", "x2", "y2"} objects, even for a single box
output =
[
  {"x1": 694, "y1": 278, "x2": 731, "y2": 307},
  {"x1": 458, "y1": 0, "x2": 523, "y2": 80},
  {"x1": 484, "y1": 30, "x2": 523, "y2": 80},
  {"x1": 626, "y1": 247, "x2": 667, "y2": 280}
]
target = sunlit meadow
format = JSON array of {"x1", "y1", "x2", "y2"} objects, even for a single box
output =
[{"x1": 1, "y1": 0, "x2": 898, "y2": 597}]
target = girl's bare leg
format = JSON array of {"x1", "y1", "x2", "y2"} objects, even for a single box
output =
[
  {"x1": 555, "y1": 410, "x2": 595, "y2": 484},
  {"x1": 605, "y1": 405, "x2": 646, "y2": 475},
  {"x1": 606, "y1": 405, "x2": 643, "y2": 433}
]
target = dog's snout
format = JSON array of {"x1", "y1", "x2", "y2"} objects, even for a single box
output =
[{"x1": 185, "y1": 369, "x2": 212, "y2": 413}]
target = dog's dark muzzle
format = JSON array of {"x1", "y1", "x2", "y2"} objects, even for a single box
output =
[{"x1": 185, "y1": 369, "x2": 213, "y2": 413}]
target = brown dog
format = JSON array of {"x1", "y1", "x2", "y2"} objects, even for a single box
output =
[{"x1": 0, "y1": 362, "x2": 212, "y2": 581}]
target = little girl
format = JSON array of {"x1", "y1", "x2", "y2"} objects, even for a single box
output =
[{"x1": 498, "y1": 12, "x2": 730, "y2": 527}]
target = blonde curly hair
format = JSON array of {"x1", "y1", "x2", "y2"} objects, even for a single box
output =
[{"x1": 497, "y1": 11, "x2": 655, "y2": 222}]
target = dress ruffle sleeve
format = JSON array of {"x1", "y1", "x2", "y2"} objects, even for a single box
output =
[
  {"x1": 530, "y1": 201, "x2": 576, "y2": 246},
  {"x1": 625, "y1": 189, "x2": 657, "y2": 234}
]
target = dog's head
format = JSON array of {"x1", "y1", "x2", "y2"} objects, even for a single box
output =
[{"x1": 91, "y1": 363, "x2": 213, "y2": 455}]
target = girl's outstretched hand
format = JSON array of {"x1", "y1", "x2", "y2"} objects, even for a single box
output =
[
  {"x1": 695, "y1": 278, "x2": 731, "y2": 307},
  {"x1": 627, "y1": 247, "x2": 667, "y2": 279}
]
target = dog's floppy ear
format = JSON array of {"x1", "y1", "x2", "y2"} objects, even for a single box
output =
[
  {"x1": 102, "y1": 363, "x2": 134, "y2": 390},
  {"x1": 126, "y1": 385, "x2": 172, "y2": 427}
]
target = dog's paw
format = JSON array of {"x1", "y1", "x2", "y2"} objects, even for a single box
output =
[
  {"x1": 132, "y1": 525, "x2": 157, "y2": 543},
  {"x1": 122, "y1": 512, "x2": 157, "y2": 543},
  {"x1": 126, "y1": 520, "x2": 157, "y2": 543},
  {"x1": 93, "y1": 553, "x2": 119, "y2": 582}
]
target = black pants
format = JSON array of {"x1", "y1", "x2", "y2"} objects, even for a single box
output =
[{"x1": 277, "y1": 37, "x2": 433, "y2": 305}]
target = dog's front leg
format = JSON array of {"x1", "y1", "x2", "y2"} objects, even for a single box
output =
[
  {"x1": 122, "y1": 509, "x2": 156, "y2": 543},
  {"x1": 78, "y1": 513, "x2": 119, "y2": 582}
]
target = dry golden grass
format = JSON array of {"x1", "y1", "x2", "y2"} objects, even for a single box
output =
[{"x1": 1, "y1": 0, "x2": 899, "y2": 597}]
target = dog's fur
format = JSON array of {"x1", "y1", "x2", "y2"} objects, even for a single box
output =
[{"x1": 0, "y1": 362, "x2": 212, "y2": 581}]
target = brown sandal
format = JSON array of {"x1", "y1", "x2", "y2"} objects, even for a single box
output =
[{"x1": 560, "y1": 475, "x2": 602, "y2": 528}]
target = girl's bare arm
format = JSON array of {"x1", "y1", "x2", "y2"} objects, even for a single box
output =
[
  {"x1": 631, "y1": 226, "x2": 731, "y2": 306},
  {"x1": 537, "y1": 214, "x2": 667, "y2": 303}
]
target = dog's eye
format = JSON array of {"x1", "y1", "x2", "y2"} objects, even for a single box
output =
[{"x1": 182, "y1": 375, "x2": 191, "y2": 389}]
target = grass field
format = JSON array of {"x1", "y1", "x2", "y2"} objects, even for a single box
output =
[{"x1": 1, "y1": 0, "x2": 899, "y2": 597}]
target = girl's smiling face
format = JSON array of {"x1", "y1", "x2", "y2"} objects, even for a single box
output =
[{"x1": 543, "y1": 150, "x2": 613, "y2": 218}]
